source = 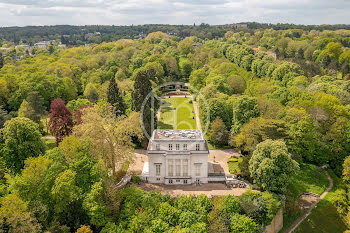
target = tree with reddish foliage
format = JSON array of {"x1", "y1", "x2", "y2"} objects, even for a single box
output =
[{"x1": 48, "y1": 98, "x2": 73, "y2": 146}]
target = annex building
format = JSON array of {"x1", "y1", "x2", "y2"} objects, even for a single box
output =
[{"x1": 143, "y1": 129, "x2": 209, "y2": 185}]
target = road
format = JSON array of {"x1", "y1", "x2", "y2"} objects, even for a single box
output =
[{"x1": 283, "y1": 169, "x2": 333, "y2": 233}]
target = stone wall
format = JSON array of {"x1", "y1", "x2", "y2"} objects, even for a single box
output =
[{"x1": 264, "y1": 208, "x2": 283, "y2": 233}]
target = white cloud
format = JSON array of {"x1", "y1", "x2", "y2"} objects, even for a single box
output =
[{"x1": 0, "y1": 0, "x2": 349, "y2": 26}]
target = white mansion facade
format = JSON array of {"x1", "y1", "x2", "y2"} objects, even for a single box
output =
[{"x1": 143, "y1": 129, "x2": 209, "y2": 185}]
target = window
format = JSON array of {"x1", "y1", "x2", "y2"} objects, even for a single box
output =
[
  {"x1": 195, "y1": 164, "x2": 201, "y2": 176},
  {"x1": 175, "y1": 159, "x2": 181, "y2": 176},
  {"x1": 156, "y1": 144, "x2": 160, "y2": 150},
  {"x1": 155, "y1": 164, "x2": 161, "y2": 176},
  {"x1": 169, "y1": 144, "x2": 173, "y2": 150},
  {"x1": 168, "y1": 179, "x2": 173, "y2": 184},
  {"x1": 184, "y1": 180, "x2": 188, "y2": 184},
  {"x1": 168, "y1": 159, "x2": 173, "y2": 176},
  {"x1": 156, "y1": 178, "x2": 160, "y2": 181},
  {"x1": 196, "y1": 144, "x2": 200, "y2": 151},
  {"x1": 183, "y1": 144, "x2": 187, "y2": 150},
  {"x1": 183, "y1": 159, "x2": 188, "y2": 176},
  {"x1": 176, "y1": 179, "x2": 180, "y2": 182},
  {"x1": 176, "y1": 144, "x2": 180, "y2": 150}
]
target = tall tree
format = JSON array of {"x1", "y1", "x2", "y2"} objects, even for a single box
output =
[
  {"x1": 26, "y1": 91, "x2": 47, "y2": 124},
  {"x1": 0, "y1": 194, "x2": 42, "y2": 233},
  {"x1": 107, "y1": 76, "x2": 125, "y2": 116},
  {"x1": 48, "y1": 98, "x2": 73, "y2": 146},
  {"x1": 0, "y1": 52, "x2": 4, "y2": 70},
  {"x1": 207, "y1": 117, "x2": 229, "y2": 147},
  {"x1": 0, "y1": 105, "x2": 8, "y2": 128},
  {"x1": 249, "y1": 139, "x2": 299, "y2": 193},
  {"x1": 73, "y1": 106, "x2": 143, "y2": 176},
  {"x1": 132, "y1": 69, "x2": 152, "y2": 112},
  {"x1": 132, "y1": 69, "x2": 156, "y2": 139},
  {"x1": 231, "y1": 95, "x2": 260, "y2": 134},
  {"x1": 1, "y1": 117, "x2": 45, "y2": 173}
]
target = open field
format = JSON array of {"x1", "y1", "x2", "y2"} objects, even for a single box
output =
[{"x1": 158, "y1": 97, "x2": 197, "y2": 130}]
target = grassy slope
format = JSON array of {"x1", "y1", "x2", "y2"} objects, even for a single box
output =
[
  {"x1": 294, "y1": 170, "x2": 347, "y2": 233},
  {"x1": 280, "y1": 163, "x2": 329, "y2": 232},
  {"x1": 158, "y1": 97, "x2": 196, "y2": 130}
]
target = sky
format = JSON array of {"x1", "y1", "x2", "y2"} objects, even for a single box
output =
[{"x1": 0, "y1": 0, "x2": 349, "y2": 27}]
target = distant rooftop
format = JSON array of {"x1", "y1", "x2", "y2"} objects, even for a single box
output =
[{"x1": 152, "y1": 129, "x2": 204, "y2": 140}]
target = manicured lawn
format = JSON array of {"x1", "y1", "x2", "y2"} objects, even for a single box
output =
[
  {"x1": 158, "y1": 97, "x2": 196, "y2": 130},
  {"x1": 227, "y1": 157, "x2": 243, "y2": 174},
  {"x1": 280, "y1": 163, "x2": 330, "y2": 232},
  {"x1": 294, "y1": 170, "x2": 347, "y2": 233}
]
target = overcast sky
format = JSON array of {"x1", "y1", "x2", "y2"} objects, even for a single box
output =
[{"x1": 0, "y1": 0, "x2": 349, "y2": 27}]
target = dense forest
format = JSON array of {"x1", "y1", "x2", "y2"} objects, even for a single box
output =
[
  {"x1": 0, "y1": 27, "x2": 350, "y2": 232},
  {"x1": 1, "y1": 23, "x2": 350, "y2": 45}
]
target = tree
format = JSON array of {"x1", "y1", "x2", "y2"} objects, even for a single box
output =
[
  {"x1": 179, "y1": 59, "x2": 192, "y2": 80},
  {"x1": 249, "y1": 139, "x2": 299, "y2": 193},
  {"x1": 107, "y1": 76, "x2": 125, "y2": 116},
  {"x1": 51, "y1": 169, "x2": 81, "y2": 213},
  {"x1": 66, "y1": 98, "x2": 91, "y2": 118},
  {"x1": 284, "y1": 108, "x2": 328, "y2": 163},
  {"x1": 0, "y1": 194, "x2": 42, "y2": 233},
  {"x1": 73, "y1": 107, "x2": 143, "y2": 176},
  {"x1": 62, "y1": 77, "x2": 78, "y2": 101},
  {"x1": 232, "y1": 95, "x2": 259, "y2": 134},
  {"x1": 19, "y1": 91, "x2": 47, "y2": 128},
  {"x1": 132, "y1": 69, "x2": 157, "y2": 139},
  {"x1": 132, "y1": 69, "x2": 152, "y2": 112},
  {"x1": 233, "y1": 118, "x2": 288, "y2": 154},
  {"x1": 75, "y1": 225, "x2": 93, "y2": 233},
  {"x1": 0, "y1": 52, "x2": 4, "y2": 70},
  {"x1": 18, "y1": 100, "x2": 29, "y2": 118},
  {"x1": 48, "y1": 98, "x2": 73, "y2": 146},
  {"x1": 1, "y1": 117, "x2": 45, "y2": 173},
  {"x1": 0, "y1": 105, "x2": 8, "y2": 128},
  {"x1": 84, "y1": 83, "x2": 99, "y2": 103},
  {"x1": 207, "y1": 117, "x2": 229, "y2": 147},
  {"x1": 83, "y1": 182, "x2": 108, "y2": 227},
  {"x1": 230, "y1": 214, "x2": 257, "y2": 233},
  {"x1": 227, "y1": 75, "x2": 246, "y2": 94}
]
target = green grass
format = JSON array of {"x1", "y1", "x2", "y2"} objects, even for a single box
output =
[
  {"x1": 294, "y1": 170, "x2": 347, "y2": 233},
  {"x1": 227, "y1": 157, "x2": 243, "y2": 174},
  {"x1": 280, "y1": 163, "x2": 330, "y2": 232},
  {"x1": 287, "y1": 163, "x2": 329, "y2": 200},
  {"x1": 158, "y1": 97, "x2": 196, "y2": 130},
  {"x1": 44, "y1": 139, "x2": 56, "y2": 150}
]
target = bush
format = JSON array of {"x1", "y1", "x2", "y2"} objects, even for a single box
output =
[
  {"x1": 228, "y1": 157, "x2": 238, "y2": 162},
  {"x1": 230, "y1": 214, "x2": 257, "y2": 233},
  {"x1": 131, "y1": 173, "x2": 141, "y2": 184}
]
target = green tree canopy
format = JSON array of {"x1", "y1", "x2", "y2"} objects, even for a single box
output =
[{"x1": 249, "y1": 139, "x2": 299, "y2": 192}]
